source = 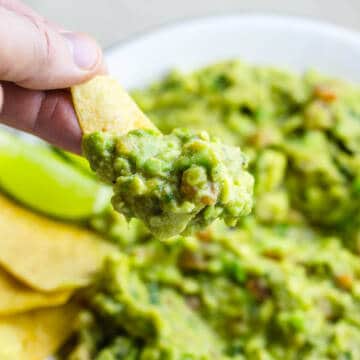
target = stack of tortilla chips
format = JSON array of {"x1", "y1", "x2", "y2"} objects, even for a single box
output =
[{"x1": 0, "y1": 193, "x2": 110, "y2": 359}]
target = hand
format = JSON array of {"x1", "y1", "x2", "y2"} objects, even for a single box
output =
[{"x1": 0, "y1": 0, "x2": 105, "y2": 153}]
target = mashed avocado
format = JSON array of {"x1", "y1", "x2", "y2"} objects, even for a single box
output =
[
  {"x1": 83, "y1": 128, "x2": 253, "y2": 238},
  {"x1": 61, "y1": 61, "x2": 360, "y2": 359}
]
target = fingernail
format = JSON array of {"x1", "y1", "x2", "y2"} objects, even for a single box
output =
[{"x1": 62, "y1": 32, "x2": 100, "y2": 70}]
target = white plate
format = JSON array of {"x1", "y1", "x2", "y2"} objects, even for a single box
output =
[{"x1": 106, "y1": 14, "x2": 360, "y2": 89}]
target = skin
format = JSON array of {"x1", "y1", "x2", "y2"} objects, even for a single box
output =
[{"x1": 0, "y1": 0, "x2": 106, "y2": 153}]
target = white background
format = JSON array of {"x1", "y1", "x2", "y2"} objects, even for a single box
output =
[{"x1": 24, "y1": 0, "x2": 360, "y2": 48}]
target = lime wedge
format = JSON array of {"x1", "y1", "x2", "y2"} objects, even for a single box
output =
[
  {"x1": 51, "y1": 147, "x2": 95, "y2": 178},
  {"x1": 0, "y1": 130, "x2": 111, "y2": 220}
]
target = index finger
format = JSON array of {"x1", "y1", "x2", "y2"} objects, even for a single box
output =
[{"x1": 0, "y1": 82, "x2": 82, "y2": 153}]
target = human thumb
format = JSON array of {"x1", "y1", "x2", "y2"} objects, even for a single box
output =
[{"x1": 0, "y1": 5, "x2": 104, "y2": 90}]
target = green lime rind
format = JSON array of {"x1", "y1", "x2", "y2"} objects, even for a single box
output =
[
  {"x1": 51, "y1": 147, "x2": 96, "y2": 178},
  {"x1": 0, "y1": 130, "x2": 111, "y2": 220}
]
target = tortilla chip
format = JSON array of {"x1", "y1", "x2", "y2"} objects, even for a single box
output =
[
  {"x1": 0, "y1": 267, "x2": 72, "y2": 316},
  {"x1": 0, "y1": 194, "x2": 112, "y2": 291},
  {"x1": 0, "y1": 301, "x2": 79, "y2": 360},
  {"x1": 71, "y1": 75, "x2": 158, "y2": 135}
]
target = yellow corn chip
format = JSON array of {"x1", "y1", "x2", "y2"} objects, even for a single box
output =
[
  {"x1": 0, "y1": 194, "x2": 112, "y2": 291},
  {"x1": 0, "y1": 301, "x2": 79, "y2": 360},
  {"x1": 0, "y1": 267, "x2": 72, "y2": 316},
  {"x1": 71, "y1": 75, "x2": 158, "y2": 135}
]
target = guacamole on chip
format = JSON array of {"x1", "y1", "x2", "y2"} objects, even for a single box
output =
[
  {"x1": 72, "y1": 75, "x2": 254, "y2": 238},
  {"x1": 83, "y1": 128, "x2": 253, "y2": 238}
]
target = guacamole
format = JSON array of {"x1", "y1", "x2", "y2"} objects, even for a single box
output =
[
  {"x1": 83, "y1": 128, "x2": 253, "y2": 238},
  {"x1": 60, "y1": 61, "x2": 360, "y2": 359}
]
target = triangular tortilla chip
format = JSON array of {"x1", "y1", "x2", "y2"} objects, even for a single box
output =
[
  {"x1": 71, "y1": 75, "x2": 158, "y2": 135},
  {"x1": 0, "y1": 194, "x2": 112, "y2": 291},
  {"x1": 0, "y1": 267, "x2": 72, "y2": 316},
  {"x1": 0, "y1": 301, "x2": 79, "y2": 360}
]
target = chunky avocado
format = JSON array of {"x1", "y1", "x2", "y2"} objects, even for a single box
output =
[{"x1": 83, "y1": 128, "x2": 253, "y2": 238}]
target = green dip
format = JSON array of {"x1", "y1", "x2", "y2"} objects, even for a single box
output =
[
  {"x1": 83, "y1": 128, "x2": 253, "y2": 238},
  {"x1": 60, "y1": 61, "x2": 360, "y2": 359}
]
